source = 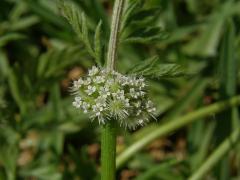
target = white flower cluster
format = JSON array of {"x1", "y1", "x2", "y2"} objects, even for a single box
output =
[{"x1": 71, "y1": 66, "x2": 156, "y2": 129}]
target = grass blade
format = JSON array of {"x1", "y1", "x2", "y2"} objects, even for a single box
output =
[{"x1": 116, "y1": 96, "x2": 240, "y2": 168}]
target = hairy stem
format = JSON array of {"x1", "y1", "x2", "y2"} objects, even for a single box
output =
[
  {"x1": 101, "y1": 0, "x2": 125, "y2": 180},
  {"x1": 106, "y1": 0, "x2": 125, "y2": 71},
  {"x1": 116, "y1": 95, "x2": 240, "y2": 168}
]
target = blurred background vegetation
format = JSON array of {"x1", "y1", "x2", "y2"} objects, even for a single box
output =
[{"x1": 0, "y1": 0, "x2": 240, "y2": 179}]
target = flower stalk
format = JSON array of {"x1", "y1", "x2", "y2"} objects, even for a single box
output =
[
  {"x1": 106, "y1": 0, "x2": 125, "y2": 72},
  {"x1": 101, "y1": 0, "x2": 125, "y2": 180},
  {"x1": 101, "y1": 122, "x2": 117, "y2": 180}
]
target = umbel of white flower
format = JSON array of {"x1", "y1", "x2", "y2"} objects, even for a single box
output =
[{"x1": 71, "y1": 66, "x2": 156, "y2": 130}]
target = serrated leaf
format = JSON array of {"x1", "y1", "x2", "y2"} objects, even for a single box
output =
[
  {"x1": 27, "y1": 0, "x2": 68, "y2": 29},
  {"x1": 121, "y1": 1, "x2": 159, "y2": 31},
  {"x1": 128, "y1": 57, "x2": 186, "y2": 78},
  {"x1": 123, "y1": 33, "x2": 167, "y2": 44},
  {"x1": 122, "y1": 26, "x2": 168, "y2": 44},
  {"x1": 81, "y1": 13, "x2": 94, "y2": 56},
  {"x1": 120, "y1": 0, "x2": 165, "y2": 44},
  {"x1": 94, "y1": 20, "x2": 103, "y2": 66},
  {"x1": 37, "y1": 46, "x2": 85, "y2": 78},
  {"x1": 60, "y1": 1, "x2": 100, "y2": 63},
  {"x1": 121, "y1": 0, "x2": 140, "y2": 31},
  {"x1": 130, "y1": 7, "x2": 160, "y2": 24},
  {"x1": 127, "y1": 56, "x2": 158, "y2": 74},
  {"x1": 146, "y1": 64, "x2": 185, "y2": 78}
]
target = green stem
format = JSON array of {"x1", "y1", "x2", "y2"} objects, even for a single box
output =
[
  {"x1": 101, "y1": 0, "x2": 125, "y2": 180},
  {"x1": 116, "y1": 95, "x2": 240, "y2": 168},
  {"x1": 189, "y1": 128, "x2": 240, "y2": 180},
  {"x1": 106, "y1": 0, "x2": 125, "y2": 71},
  {"x1": 101, "y1": 122, "x2": 117, "y2": 180}
]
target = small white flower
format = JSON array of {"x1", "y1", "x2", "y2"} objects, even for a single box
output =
[
  {"x1": 92, "y1": 103, "x2": 104, "y2": 117},
  {"x1": 138, "y1": 119, "x2": 144, "y2": 125},
  {"x1": 88, "y1": 66, "x2": 99, "y2": 76},
  {"x1": 124, "y1": 98, "x2": 130, "y2": 107},
  {"x1": 130, "y1": 88, "x2": 135, "y2": 94},
  {"x1": 73, "y1": 101, "x2": 81, "y2": 108},
  {"x1": 73, "y1": 78, "x2": 84, "y2": 88},
  {"x1": 99, "y1": 87, "x2": 111, "y2": 98},
  {"x1": 95, "y1": 96, "x2": 107, "y2": 107},
  {"x1": 139, "y1": 91, "x2": 145, "y2": 96},
  {"x1": 106, "y1": 79, "x2": 114, "y2": 87},
  {"x1": 84, "y1": 77, "x2": 91, "y2": 85},
  {"x1": 94, "y1": 76, "x2": 105, "y2": 83},
  {"x1": 136, "y1": 110, "x2": 142, "y2": 116},
  {"x1": 146, "y1": 100, "x2": 154, "y2": 108},
  {"x1": 112, "y1": 90, "x2": 125, "y2": 100},
  {"x1": 134, "y1": 101, "x2": 141, "y2": 108},
  {"x1": 82, "y1": 102, "x2": 90, "y2": 113},
  {"x1": 147, "y1": 107, "x2": 156, "y2": 113},
  {"x1": 75, "y1": 96, "x2": 81, "y2": 101},
  {"x1": 72, "y1": 96, "x2": 82, "y2": 108},
  {"x1": 118, "y1": 76, "x2": 129, "y2": 85},
  {"x1": 101, "y1": 69, "x2": 107, "y2": 74},
  {"x1": 129, "y1": 88, "x2": 138, "y2": 98},
  {"x1": 85, "y1": 85, "x2": 96, "y2": 95}
]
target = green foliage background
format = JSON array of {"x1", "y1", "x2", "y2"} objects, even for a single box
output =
[{"x1": 0, "y1": 0, "x2": 240, "y2": 179}]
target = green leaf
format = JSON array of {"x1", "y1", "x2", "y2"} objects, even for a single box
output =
[
  {"x1": 133, "y1": 78, "x2": 208, "y2": 141},
  {"x1": 120, "y1": 1, "x2": 166, "y2": 44},
  {"x1": 215, "y1": 19, "x2": 238, "y2": 142},
  {"x1": 0, "y1": 145, "x2": 18, "y2": 180},
  {"x1": 0, "y1": 33, "x2": 25, "y2": 47},
  {"x1": 143, "y1": 64, "x2": 186, "y2": 78},
  {"x1": 9, "y1": 16, "x2": 39, "y2": 31},
  {"x1": 182, "y1": 1, "x2": 240, "y2": 56},
  {"x1": 37, "y1": 46, "x2": 85, "y2": 79},
  {"x1": 122, "y1": 25, "x2": 168, "y2": 44},
  {"x1": 127, "y1": 56, "x2": 158, "y2": 74},
  {"x1": 7, "y1": 68, "x2": 27, "y2": 115},
  {"x1": 215, "y1": 19, "x2": 239, "y2": 179},
  {"x1": 60, "y1": 1, "x2": 102, "y2": 64},
  {"x1": 116, "y1": 96, "x2": 240, "y2": 168},
  {"x1": 81, "y1": 13, "x2": 95, "y2": 56},
  {"x1": 128, "y1": 57, "x2": 186, "y2": 78},
  {"x1": 189, "y1": 128, "x2": 240, "y2": 180},
  {"x1": 26, "y1": 0, "x2": 68, "y2": 29},
  {"x1": 136, "y1": 160, "x2": 185, "y2": 180},
  {"x1": 124, "y1": 7, "x2": 159, "y2": 30},
  {"x1": 20, "y1": 165, "x2": 61, "y2": 180},
  {"x1": 121, "y1": 25, "x2": 168, "y2": 44},
  {"x1": 68, "y1": 146, "x2": 98, "y2": 180},
  {"x1": 0, "y1": 126, "x2": 19, "y2": 180},
  {"x1": 182, "y1": 18, "x2": 223, "y2": 57},
  {"x1": 121, "y1": 0, "x2": 140, "y2": 31},
  {"x1": 189, "y1": 121, "x2": 215, "y2": 171},
  {"x1": 0, "y1": 50, "x2": 10, "y2": 77},
  {"x1": 94, "y1": 20, "x2": 103, "y2": 66}
]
